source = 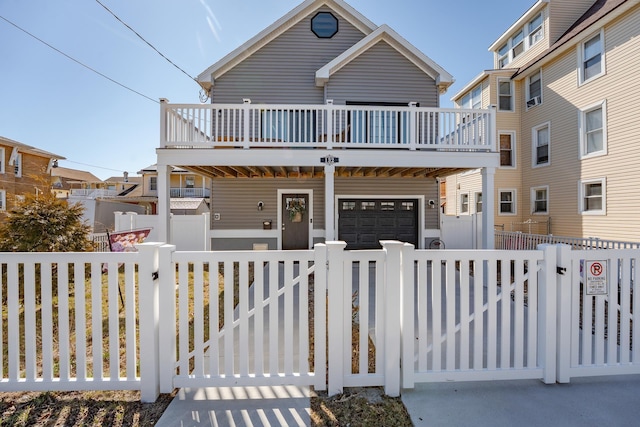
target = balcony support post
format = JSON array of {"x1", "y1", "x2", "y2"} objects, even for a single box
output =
[
  {"x1": 157, "y1": 163, "x2": 171, "y2": 244},
  {"x1": 481, "y1": 166, "x2": 495, "y2": 249},
  {"x1": 324, "y1": 164, "x2": 335, "y2": 241},
  {"x1": 243, "y1": 98, "x2": 251, "y2": 149},
  {"x1": 409, "y1": 102, "x2": 418, "y2": 150}
]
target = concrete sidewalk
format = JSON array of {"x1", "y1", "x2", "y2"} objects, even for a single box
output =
[
  {"x1": 402, "y1": 374, "x2": 640, "y2": 427},
  {"x1": 155, "y1": 385, "x2": 310, "y2": 426}
]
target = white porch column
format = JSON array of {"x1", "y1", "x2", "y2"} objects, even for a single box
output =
[
  {"x1": 481, "y1": 167, "x2": 495, "y2": 249},
  {"x1": 324, "y1": 164, "x2": 335, "y2": 241},
  {"x1": 157, "y1": 163, "x2": 171, "y2": 243}
]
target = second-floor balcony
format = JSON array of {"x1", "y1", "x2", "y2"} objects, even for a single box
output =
[
  {"x1": 161, "y1": 101, "x2": 496, "y2": 152},
  {"x1": 169, "y1": 187, "x2": 210, "y2": 198}
]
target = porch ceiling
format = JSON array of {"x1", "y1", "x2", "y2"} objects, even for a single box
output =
[{"x1": 181, "y1": 165, "x2": 468, "y2": 179}]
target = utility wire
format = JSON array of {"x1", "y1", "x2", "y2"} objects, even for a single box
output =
[
  {"x1": 95, "y1": 0, "x2": 199, "y2": 84},
  {"x1": 62, "y1": 159, "x2": 127, "y2": 173},
  {"x1": 0, "y1": 14, "x2": 159, "y2": 104}
]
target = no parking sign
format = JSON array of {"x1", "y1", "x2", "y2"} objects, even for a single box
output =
[{"x1": 585, "y1": 260, "x2": 608, "y2": 295}]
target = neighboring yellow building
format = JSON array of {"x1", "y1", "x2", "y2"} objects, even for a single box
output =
[
  {"x1": 448, "y1": 0, "x2": 640, "y2": 241},
  {"x1": 137, "y1": 164, "x2": 211, "y2": 215}
]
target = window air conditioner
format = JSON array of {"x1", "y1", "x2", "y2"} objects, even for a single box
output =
[{"x1": 526, "y1": 96, "x2": 541, "y2": 108}]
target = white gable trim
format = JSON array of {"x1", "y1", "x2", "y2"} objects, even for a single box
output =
[
  {"x1": 197, "y1": 0, "x2": 377, "y2": 88},
  {"x1": 488, "y1": 0, "x2": 549, "y2": 52},
  {"x1": 315, "y1": 24, "x2": 454, "y2": 92}
]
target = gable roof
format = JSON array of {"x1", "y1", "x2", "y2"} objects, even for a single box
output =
[
  {"x1": 514, "y1": 0, "x2": 634, "y2": 77},
  {"x1": 315, "y1": 24, "x2": 454, "y2": 93},
  {"x1": 0, "y1": 135, "x2": 65, "y2": 160},
  {"x1": 197, "y1": 0, "x2": 377, "y2": 89},
  {"x1": 51, "y1": 166, "x2": 102, "y2": 183}
]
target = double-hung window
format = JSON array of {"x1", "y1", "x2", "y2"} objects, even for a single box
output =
[
  {"x1": 528, "y1": 13, "x2": 543, "y2": 46},
  {"x1": 150, "y1": 176, "x2": 157, "y2": 191},
  {"x1": 496, "y1": 12, "x2": 544, "y2": 68},
  {"x1": 526, "y1": 69, "x2": 542, "y2": 108},
  {"x1": 0, "y1": 190, "x2": 5, "y2": 211},
  {"x1": 0, "y1": 147, "x2": 4, "y2": 174},
  {"x1": 532, "y1": 123, "x2": 550, "y2": 167},
  {"x1": 499, "y1": 132, "x2": 515, "y2": 167},
  {"x1": 579, "y1": 100, "x2": 607, "y2": 158},
  {"x1": 579, "y1": 30, "x2": 605, "y2": 84},
  {"x1": 531, "y1": 185, "x2": 549, "y2": 214},
  {"x1": 13, "y1": 153, "x2": 22, "y2": 178},
  {"x1": 499, "y1": 190, "x2": 516, "y2": 215},
  {"x1": 579, "y1": 178, "x2": 606, "y2": 215},
  {"x1": 461, "y1": 85, "x2": 482, "y2": 109},
  {"x1": 498, "y1": 78, "x2": 513, "y2": 111},
  {"x1": 475, "y1": 192, "x2": 483, "y2": 213},
  {"x1": 511, "y1": 30, "x2": 524, "y2": 60},
  {"x1": 460, "y1": 193, "x2": 469, "y2": 214}
]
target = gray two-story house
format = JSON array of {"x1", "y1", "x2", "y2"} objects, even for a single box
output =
[{"x1": 156, "y1": 0, "x2": 498, "y2": 250}]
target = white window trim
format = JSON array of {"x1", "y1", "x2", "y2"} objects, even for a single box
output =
[
  {"x1": 499, "y1": 131, "x2": 517, "y2": 169},
  {"x1": 460, "y1": 192, "x2": 470, "y2": 215},
  {"x1": 526, "y1": 69, "x2": 543, "y2": 110},
  {"x1": 532, "y1": 122, "x2": 551, "y2": 168},
  {"x1": 498, "y1": 188, "x2": 517, "y2": 216},
  {"x1": 578, "y1": 29, "x2": 606, "y2": 86},
  {"x1": 474, "y1": 191, "x2": 483, "y2": 214},
  {"x1": 579, "y1": 100, "x2": 607, "y2": 159},
  {"x1": 0, "y1": 190, "x2": 5, "y2": 211},
  {"x1": 579, "y1": 178, "x2": 606, "y2": 215},
  {"x1": 495, "y1": 10, "x2": 545, "y2": 68},
  {"x1": 0, "y1": 147, "x2": 4, "y2": 174},
  {"x1": 530, "y1": 185, "x2": 549, "y2": 215},
  {"x1": 497, "y1": 78, "x2": 514, "y2": 112},
  {"x1": 14, "y1": 153, "x2": 22, "y2": 178}
]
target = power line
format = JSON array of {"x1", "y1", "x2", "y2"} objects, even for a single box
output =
[
  {"x1": 62, "y1": 159, "x2": 127, "y2": 173},
  {"x1": 0, "y1": 14, "x2": 159, "y2": 104},
  {"x1": 95, "y1": 0, "x2": 199, "y2": 84}
]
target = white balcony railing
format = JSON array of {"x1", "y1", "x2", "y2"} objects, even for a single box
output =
[
  {"x1": 169, "y1": 187, "x2": 210, "y2": 198},
  {"x1": 70, "y1": 189, "x2": 119, "y2": 199},
  {"x1": 160, "y1": 101, "x2": 496, "y2": 152}
]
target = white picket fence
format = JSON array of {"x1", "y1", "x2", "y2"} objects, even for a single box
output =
[{"x1": 1, "y1": 242, "x2": 639, "y2": 402}]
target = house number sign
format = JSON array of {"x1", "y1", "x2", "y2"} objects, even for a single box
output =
[{"x1": 585, "y1": 260, "x2": 608, "y2": 296}]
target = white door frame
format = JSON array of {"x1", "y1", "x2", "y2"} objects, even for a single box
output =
[{"x1": 277, "y1": 189, "x2": 314, "y2": 250}]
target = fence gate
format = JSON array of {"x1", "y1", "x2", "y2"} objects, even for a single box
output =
[{"x1": 556, "y1": 246, "x2": 640, "y2": 381}]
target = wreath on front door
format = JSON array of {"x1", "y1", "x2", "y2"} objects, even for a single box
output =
[{"x1": 287, "y1": 197, "x2": 306, "y2": 222}]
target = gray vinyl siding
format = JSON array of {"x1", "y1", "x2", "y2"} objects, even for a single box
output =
[
  {"x1": 326, "y1": 41, "x2": 438, "y2": 107},
  {"x1": 335, "y1": 177, "x2": 439, "y2": 229},
  {"x1": 210, "y1": 178, "x2": 324, "y2": 230},
  {"x1": 211, "y1": 6, "x2": 366, "y2": 104}
]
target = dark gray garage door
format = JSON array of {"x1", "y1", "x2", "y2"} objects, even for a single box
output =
[{"x1": 338, "y1": 199, "x2": 418, "y2": 249}]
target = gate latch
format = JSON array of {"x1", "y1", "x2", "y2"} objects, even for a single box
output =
[{"x1": 556, "y1": 266, "x2": 567, "y2": 275}]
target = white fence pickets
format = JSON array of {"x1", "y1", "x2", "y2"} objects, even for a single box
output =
[{"x1": 2, "y1": 241, "x2": 640, "y2": 402}]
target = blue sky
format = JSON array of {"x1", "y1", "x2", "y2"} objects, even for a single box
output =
[{"x1": 0, "y1": 0, "x2": 534, "y2": 180}]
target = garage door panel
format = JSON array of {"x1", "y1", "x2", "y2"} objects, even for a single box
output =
[{"x1": 338, "y1": 198, "x2": 418, "y2": 249}]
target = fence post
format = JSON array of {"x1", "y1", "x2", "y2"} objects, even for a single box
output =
[
  {"x1": 136, "y1": 242, "x2": 163, "y2": 402},
  {"x1": 158, "y1": 244, "x2": 177, "y2": 393},
  {"x1": 400, "y1": 243, "x2": 416, "y2": 389},
  {"x1": 381, "y1": 240, "x2": 404, "y2": 397},
  {"x1": 313, "y1": 243, "x2": 328, "y2": 391},
  {"x1": 326, "y1": 241, "x2": 347, "y2": 396},
  {"x1": 537, "y1": 244, "x2": 557, "y2": 384},
  {"x1": 555, "y1": 244, "x2": 572, "y2": 383}
]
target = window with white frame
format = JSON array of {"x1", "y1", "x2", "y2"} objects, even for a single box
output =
[
  {"x1": 498, "y1": 78, "x2": 513, "y2": 111},
  {"x1": 531, "y1": 186, "x2": 549, "y2": 214},
  {"x1": 499, "y1": 190, "x2": 516, "y2": 215},
  {"x1": 526, "y1": 69, "x2": 542, "y2": 108},
  {"x1": 579, "y1": 30, "x2": 605, "y2": 84},
  {"x1": 185, "y1": 176, "x2": 195, "y2": 188},
  {"x1": 0, "y1": 147, "x2": 4, "y2": 174},
  {"x1": 461, "y1": 85, "x2": 482, "y2": 109},
  {"x1": 580, "y1": 100, "x2": 607, "y2": 158},
  {"x1": 528, "y1": 13, "x2": 543, "y2": 46},
  {"x1": 499, "y1": 132, "x2": 515, "y2": 167},
  {"x1": 149, "y1": 176, "x2": 157, "y2": 191},
  {"x1": 496, "y1": 12, "x2": 544, "y2": 68},
  {"x1": 579, "y1": 178, "x2": 606, "y2": 215},
  {"x1": 13, "y1": 153, "x2": 22, "y2": 178},
  {"x1": 0, "y1": 190, "x2": 5, "y2": 211},
  {"x1": 475, "y1": 192, "x2": 483, "y2": 213},
  {"x1": 460, "y1": 193, "x2": 469, "y2": 214},
  {"x1": 532, "y1": 123, "x2": 550, "y2": 167}
]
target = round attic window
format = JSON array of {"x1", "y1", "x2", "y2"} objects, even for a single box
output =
[{"x1": 311, "y1": 12, "x2": 338, "y2": 38}]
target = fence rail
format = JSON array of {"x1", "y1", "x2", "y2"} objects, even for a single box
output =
[
  {"x1": 161, "y1": 102, "x2": 495, "y2": 152},
  {"x1": 495, "y1": 231, "x2": 640, "y2": 250}
]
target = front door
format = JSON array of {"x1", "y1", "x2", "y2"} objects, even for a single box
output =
[{"x1": 282, "y1": 193, "x2": 310, "y2": 250}]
